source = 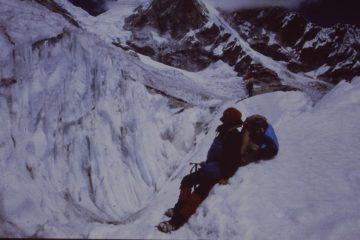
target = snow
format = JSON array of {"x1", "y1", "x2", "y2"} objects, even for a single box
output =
[
  {"x1": 281, "y1": 13, "x2": 296, "y2": 28},
  {"x1": 268, "y1": 32, "x2": 278, "y2": 46},
  {"x1": 305, "y1": 64, "x2": 331, "y2": 78},
  {"x1": 213, "y1": 44, "x2": 225, "y2": 56},
  {"x1": 150, "y1": 31, "x2": 168, "y2": 44},
  {"x1": 54, "y1": 0, "x2": 144, "y2": 44},
  {"x1": 89, "y1": 80, "x2": 360, "y2": 240},
  {"x1": 138, "y1": 54, "x2": 246, "y2": 102},
  {"x1": 303, "y1": 28, "x2": 333, "y2": 50},
  {"x1": 353, "y1": 61, "x2": 360, "y2": 69},
  {"x1": 0, "y1": 0, "x2": 70, "y2": 44},
  {"x1": 1, "y1": 0, "x2": 360, "y2": 239},
  {"x1": 0, "y1": 0, "x2": 209, "y2": 236}
]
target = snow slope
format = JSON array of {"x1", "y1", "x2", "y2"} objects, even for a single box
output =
[
  {"x1": 88, "y1": 79, "x2": 360, "y2": 240},
  {"x1": 55, "y1": 0, "x2": 147, "y2": 44},
  {"x1": 187, "y1": 80, "x2": 360, "y2": 240},
  {"x1": 1, "y1": 0, "x2": 360, "y2": 239},
  {"x1": 0, "y1": 0, "x2": 211, "y2": 236}
]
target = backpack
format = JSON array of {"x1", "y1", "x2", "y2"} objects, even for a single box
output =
[
  {"x1": 244, "y1": 115, "x2": 268, "y2": 139},
  {"x1": 244, "y1": 115, "x2": 279, "y2": 159}
]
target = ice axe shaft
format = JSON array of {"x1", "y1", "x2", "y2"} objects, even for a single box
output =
[{"x1": 189, "y1": 162, "x2": 201, "y2": 173}]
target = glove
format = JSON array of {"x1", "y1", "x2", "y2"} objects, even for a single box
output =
[{"x1": 249, "y1": 142, "x2": 259, "y2": 151}]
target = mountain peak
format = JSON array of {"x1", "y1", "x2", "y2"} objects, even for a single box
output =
[
  {"x1": 124, "y1": 1, "x2": 358, "y2": 90},
  {"x1": 126, "y1": 0, "x2": 208, "y2": 39},
  {"x1": 223, "y1": 6, "x2": 360, "y2": 83}
]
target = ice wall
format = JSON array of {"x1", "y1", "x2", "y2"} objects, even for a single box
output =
[{"x1": 0, "y1": 1, "x2": 208, "y2": 236}]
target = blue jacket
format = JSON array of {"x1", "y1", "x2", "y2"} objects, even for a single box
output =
[
  {"x1": 256, "y1": 124, "x2": 279, "y2": 159},
  {"x1": 201, "y1": 126, "x2": 243, "y2": 180}
]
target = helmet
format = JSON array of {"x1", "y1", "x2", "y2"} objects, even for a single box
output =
[{"x1": 220, "y1": 107, "x2": 243, "y2": 126}]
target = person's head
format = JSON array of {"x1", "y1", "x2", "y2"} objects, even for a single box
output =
[{"x1": 220, "y1": 107, "x2": 243, "y2": 127}]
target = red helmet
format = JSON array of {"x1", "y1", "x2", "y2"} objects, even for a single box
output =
[{"x1": 220, "y1": 107, "x2": 243, "y2": 126}]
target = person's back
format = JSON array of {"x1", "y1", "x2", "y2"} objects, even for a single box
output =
[
  {"x1": 201, "y1": 110, "x2": 244, "y2": 180},
  {"x1": 217, "y1": 126, "x2": 243, "y2": 179},
  {"x1": 244, "y1": 72, "x2": 254, "y2": 97}
]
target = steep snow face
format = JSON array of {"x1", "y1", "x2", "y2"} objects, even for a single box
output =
[
  {"x1": 0, "y1": 0, "x2": 211, "y2": 237},
  {"x1": 186, "y1": 79, "x2": 360, "y2": 240},
  {"x1": 88, "y1": 79, "x2": 360, "y2": 240},
  {"x1": 55, "y1": 0, "x2": 145, "y2": 44},
  {"x1": 0, "y1": 0, "x2": 72, "y2": 45}
]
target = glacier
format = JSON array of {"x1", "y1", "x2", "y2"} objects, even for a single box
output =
[
  {"x1": 0, "y1": 0, "x2": 360, "y2": 239},
  {"x1": 0, "y1": 0, "x2": 211, "y2": 236}
]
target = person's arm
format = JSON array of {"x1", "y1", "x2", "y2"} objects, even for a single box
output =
[{"x1": 257, "y1": 137, "x2": 278, "y2": 160}]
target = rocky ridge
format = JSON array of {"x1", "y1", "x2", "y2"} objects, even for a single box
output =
[
  {"x1": 124, "y1": 0, "x2": 285, "y2": 90},
  {"x1": 225, "y1": 7, "x2": 360, "y2": 84},
  {"x1": 123, "y1": 0, "x2": 359, "y2": 90}
]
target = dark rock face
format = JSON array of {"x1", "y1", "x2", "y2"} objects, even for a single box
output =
[
  {"x1": 126, "y1": 0, "x2": 208, "y2": 36},
  {"x1": 0, "y1": 78, "x2": 17, "y2": 88},
  {"x1": 227, "y1": 7, "x2": 308, "y2": 46},
  {"x1": 224, "y1": 7, "x2": 360, "y2": 83},
  {"x1": 124, "y1": 0, "x2": 217, "y2": 71},
  {"x1": 124, "y1": 0, "x2": 359, "y2": 91},
  {"x1": 124, "y1": 0, "x2": 281, "y2": 86},
  {"x1": 246, "y1": 64, "x2": 281, "y2": 85},
  {"x1": 125, "y1": 0, "x2": 215, "y2": 71},
  {"x1": 69, "y1": 0, "x2": 108, "y2": 16}
]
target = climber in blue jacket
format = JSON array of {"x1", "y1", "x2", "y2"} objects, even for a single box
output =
[
  {"x1": 157, "y1": 111, "x2": 279, "y2": 233},
  {"x1": 157, "y1": 107, "x2": 244, "y2": 233}
]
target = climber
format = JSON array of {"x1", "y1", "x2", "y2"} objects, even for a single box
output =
[
  {"x1": 244, "y1": 73, "x2": 254, "y2": 97},
  {"x1": 157, "y1": 107, "x2": 244, "y2": 233},
  {"x1": 156, "y1": 111, "x2": 279, "y2": 233}
]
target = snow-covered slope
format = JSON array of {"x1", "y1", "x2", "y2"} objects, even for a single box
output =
[
  {"x1": 1, "y1": 0, "x2": 360, "y2": 239},
  {"x1": 0, "y1": 0, "x2": 211, "y2": 236},
  {"x1": 55, "y1": 0, "x2": 144, "y2": 44},
  {"x1": 187, "y1": 79, "x2": 360, "y2": 240},
  {"x1": 89, "y1": 79, "x2": 360, "y2": 240}
]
